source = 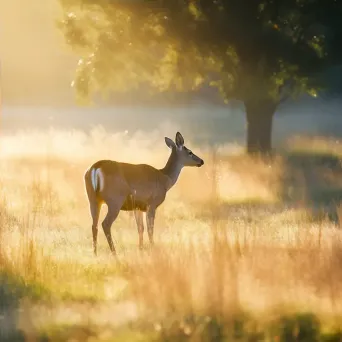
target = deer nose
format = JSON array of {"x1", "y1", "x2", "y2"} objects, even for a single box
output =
[{"x1": 198, "y1": 159, "x2": 204, "y2": 167}]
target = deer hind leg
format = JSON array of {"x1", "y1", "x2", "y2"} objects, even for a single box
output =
[
  {"x1": 134, "y1": 210, "x2": 144, "y2": 250},
  {"x1": 85, "y1": 171, "x2": 101, "y2": 256},
  {"x1": 102, "y1": 196, "x2": 125, "y2": 255},
  {"x1": 146, "y1": 207, "x2": 156, "y2": 246},
  {"x1": 90, "y1": 200, "x2": 101, "y2": 256}
]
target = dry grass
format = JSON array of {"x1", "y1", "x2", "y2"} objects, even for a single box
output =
[{"x1": 1, "y1": 128, "x2": 342, "y2": 341}]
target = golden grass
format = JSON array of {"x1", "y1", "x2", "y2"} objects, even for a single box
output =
[{"x1": 1, "y1": 129, "x2": 342, "y2": 341}]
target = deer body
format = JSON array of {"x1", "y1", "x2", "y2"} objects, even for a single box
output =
[
  {"x1": 90, "y1": 160, "x2": 170, "y2": 211},
  {"x1": 84, "y1": 132, "x2": 204, "y2": 256}
]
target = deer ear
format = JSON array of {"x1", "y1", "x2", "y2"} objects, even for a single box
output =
[
  {"x1": 175, "y1": 132, "x2": 184, "y2": 148},
  {"x1": 165, "y1": 137, "x2": 175, "y2": 149}
]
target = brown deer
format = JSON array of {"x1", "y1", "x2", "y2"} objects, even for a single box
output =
[{"x1": 84, "y1": 132, "x2": 204, "y2": 256}]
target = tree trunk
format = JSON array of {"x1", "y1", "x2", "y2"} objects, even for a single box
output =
[{"x1": 245, "y1": 100, "x2": 277, "y2": 155}]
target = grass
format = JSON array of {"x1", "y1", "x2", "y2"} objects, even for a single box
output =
[{"x1": 1, "y1": 129, "x2": 342, "y2": 341}]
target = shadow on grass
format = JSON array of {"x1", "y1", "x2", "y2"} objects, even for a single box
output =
[
  {"x1": 281, "y1": 151, "x2": 342, "y2": 224},
  {"x1": 0, "y1": 269, "x2": 48, "y2": 342},
  {"x1": 38, "y1": 323, "x2": 152, "y2": 342},
  {"x1": 120, "y1": 312, "x2": 342, "y2": 342},
  {"x1": 23, "y1": 312, "x2": 342, "y2": 342},
  {"x1": 197, "y1": 150, "x2": 342, "y2": 225}
]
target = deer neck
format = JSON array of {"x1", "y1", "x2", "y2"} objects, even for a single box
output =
[{"x1": 160, "y1": 149, "x2": 183, "y2": 190}]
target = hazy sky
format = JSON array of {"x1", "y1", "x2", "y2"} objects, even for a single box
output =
[
  {"x1": 0, "y1": 0, "x2": 77, "y2": 105},
  {"x1": 0, "y1": 1, "x2": 198, "y2": 108}
]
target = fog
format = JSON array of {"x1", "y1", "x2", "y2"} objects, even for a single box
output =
[
  {"x1": 2, "y1": 95, "x2": 342, "y2": 151},
  {"x1": 1, "y1": 1, "x2": 342, "y2": 151},
  {"x1": 0, "y1": 0, "x2": 76, "y2": 105}
]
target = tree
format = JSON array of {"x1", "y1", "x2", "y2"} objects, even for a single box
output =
[{"x1": 58, "y1": 0, "x2": 342, "y2": 154}]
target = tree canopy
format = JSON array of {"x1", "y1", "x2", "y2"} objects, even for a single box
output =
[{"x1": 59, "y1": 0, "x2": 342, "y2": 105}]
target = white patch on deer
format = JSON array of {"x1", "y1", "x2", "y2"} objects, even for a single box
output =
[{"x1": 91, "y1": 167, "x2": 104, "y2": 192}]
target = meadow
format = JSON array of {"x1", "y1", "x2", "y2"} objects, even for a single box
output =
[{"x1": 1, "y1": 127, "x2": 342, "y2": 341}]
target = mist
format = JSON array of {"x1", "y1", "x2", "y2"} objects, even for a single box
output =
[
  {"x1": 2, "y1": 2, "x2": 342, "y2": 339},
  {"x1": 2, "y1": 0, "x2": 342, "y2": 150},
  {"x1": 3, "y1": 96, "x2": 342, "y2": 152}
]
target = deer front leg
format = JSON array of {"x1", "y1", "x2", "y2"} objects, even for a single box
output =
[
  {"x1": 146, "y1": 207, "x2": 156, "y2": 246},
  {"x1": 134, "y1": 210, "x2": 144, "y2": 250}
]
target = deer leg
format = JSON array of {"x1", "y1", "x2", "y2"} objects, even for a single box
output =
[
  {"x1": 85, "y1": 171, "x2": 102, "y2": 257},
  {"x1": 146, "y1": 207, "x2": 156, "y2": 246},
  {"x1": 102, "y1": 198, "x2": 124, "y2": 255},
  {"x1": 134, "y1": 210, "x2": 144, "y2": 250},
  {"x1": 90, "y1": 201, "x2": 101, "y2": 256}
]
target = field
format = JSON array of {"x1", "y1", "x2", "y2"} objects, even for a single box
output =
[{"x1": 1, "y1": 128, "x2": 342, "y2": 341}]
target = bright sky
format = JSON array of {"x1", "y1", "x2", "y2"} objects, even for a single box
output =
[{"x1": 0, "y1": 0, "x2": 77, "y2": 105}]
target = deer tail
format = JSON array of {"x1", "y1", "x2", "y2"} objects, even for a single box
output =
[{"x1": 90, "y1": 167, "x2": 104, "y2": 193}]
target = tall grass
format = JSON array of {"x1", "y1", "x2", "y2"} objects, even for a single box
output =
[{"x1": 0, "y1": 128, "x2": 342, "y2": 341}]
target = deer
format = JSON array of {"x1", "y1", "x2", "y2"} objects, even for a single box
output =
[{"x1": 84, "y1": 132, "x2": 204, "y2": 256}]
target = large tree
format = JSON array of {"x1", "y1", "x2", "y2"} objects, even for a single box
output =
[{"x1": 58, "y1": 0, "x2": 342, "y2": 153}]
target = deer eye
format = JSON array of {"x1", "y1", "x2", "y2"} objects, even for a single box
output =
[{"x1": 188, "y1": 150, "x2": 193, "y2": 156}]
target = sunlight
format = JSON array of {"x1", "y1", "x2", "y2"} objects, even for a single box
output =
[
  {"x1": 1, "y1": 128, "x2": 342, "y2": 340},
  {"x1": 2, "y1": 0, "x2": 342, "y2": 340}
]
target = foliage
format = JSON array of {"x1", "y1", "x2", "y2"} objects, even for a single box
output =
[{"x1": 57, "y1": 0, "x2": 342, "y2": 105}]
